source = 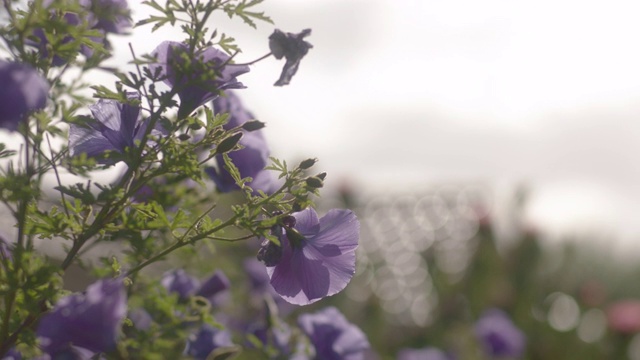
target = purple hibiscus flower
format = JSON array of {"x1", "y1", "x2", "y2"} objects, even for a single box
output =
[
  {"x1": 162, "y1": 269, "x2": 230, "y2": 303},
  {"x1": 397, "y1": 347, "x2": 453, "y2": 360},
  {"x1": 261, "y1": 208, "x2": 360, "y2": 305},
  {"x1": 475, "y1": 309, "x2": 526, "y2": 358},
  {"x1": 184, "y1": 324, "x2": 235, "y2": 360},
  {"x1": 44, "y1": 0, "x2": 130, "y2": 33},
  {"x1": 298, "y1": 307, "x2": 370, "y2": 360},
  {"x1": 31, "y1": 1, "x2": 117, "y2": 66},
  {"x1": 206, "y1": 92, "x2": 278, "y2": 194},
  {"x1": 150, "y1": 42, "x2": 250, "y2": 118},
  {"x1": 247, "y1": 321, "x2": 292, "y2": 357},
  {"x1": 85, "y1": 0, "x2": 132, "y2": 34},
  {"x1": 36, "y1": 279, "x2": 127, "y2": 356},
  {"x1": 0, "y1": 61, "x2": 49, "y2": 130},
  {"x1": 161, "y1": 269, "x2": 200, "y2": 300},
  {"x1": 30, "y1": 14, "x2": 93, "y2": 66},
  {"x1": 128, "y1": 308, "x2": 153, "y2": 331},
  {"x1": 269, "y1": 29, "x2": 313, "y2": 86},
  {"x1": 68, "y1": 92, "x2": 162, "y2": 164}
]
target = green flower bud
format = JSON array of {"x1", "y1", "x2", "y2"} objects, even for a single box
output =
[
  {"x1": 216, "y1": 132, "x2": 243, "y2": 154},
  {"x1": 241, "y1": 120, "x2": 266, "y2": 132},
  {"x1": 299, "y1": 158, "x2": 318, "y2": 170},
  {"x1": 305, "y1": 176, "x2": 323, "y2": 189}
]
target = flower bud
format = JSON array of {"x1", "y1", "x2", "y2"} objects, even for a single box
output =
[
  {"x1": 241, "y1": 120, "x2": 266, "y2": 132},
  {"x1": 282, "y1": 215, "x2": 296, "y2": 228},
  {"x1": 298, "y1": 158, "x2": 317, "y2": 170},
  {"x1": 284, "y1": 227, "x2": 306, "y2": 248},
  {"x1": 216, "y1": 132, "x2": 243, "y2": 154},
  {"x1": 257, "y1": 238, "x2": 283, "y2": 267},
  {"x1": 305, "y1": 176, "x2": 323, "y2": 189},
  {"x1": 316, "y1": 172, "x2": 327, "y2": 180}
]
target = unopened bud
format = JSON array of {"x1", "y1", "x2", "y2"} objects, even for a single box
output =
[
  {"x1": 282, "y1": 215, "x2": 296, "y2": 228},
  {"x1": 305, "y1": 176, "x2": 323, "y2": 189},
  {"x1": 216, "y1": 132, "x2": 243, "y2": 154},
  {"x1": 241, "y1": 120, "x2": 266, "y2": 132},
  {"x1": 257, "y1": 238, "x2": 283, "y2": 267},
  {"x1": 178, "y1": 133, "x2": 191, "y2": 141},
  {"x1": 298, "y1": 158, "x2": 317, "y2": 170},
  {"x1": 284, "y1": 227, "x2": 305, "y2": 248}
]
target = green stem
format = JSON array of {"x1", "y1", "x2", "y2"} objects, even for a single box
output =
[{"x1": 124, "y1": 214, "x2": 238, "y2": 277}]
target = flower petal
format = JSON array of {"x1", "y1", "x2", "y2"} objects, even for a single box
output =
[
  {"x1": 37, "y1": 279, "x2": 126, "y2": 354},
  {"x1": 312, "y1": 209, "x2": 359, "y2": 253},
  {"x1": 293, "y1": 208, "x2": 320, "y2": 237},
  {"x1": 303, "y1": 244, "x2": 355, "y2": 298},
  {"x1": 267, "y1": 240, "x2": 330, "y2": 305},
  {"x1": 68, "y1": 125, "x2": 118, "y2": 158}
]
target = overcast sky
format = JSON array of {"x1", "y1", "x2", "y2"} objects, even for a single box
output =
[
  {"x1": 5, "y1": 0, "x2": 640, "y2": 254},
  {"x1": 181, "y1": 0, "x2": 640, "y2": 253}
]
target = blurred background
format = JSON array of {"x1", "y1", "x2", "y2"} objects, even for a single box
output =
[
  {"x1": 106, "y1": 0, "x2": 640, "y2": 255},
  {"x1": 8, "y1": 0, "x2": 640, "y2": 358},
  {"x1": 192, "y1": 1, "x2": 640, "y2": 358}
]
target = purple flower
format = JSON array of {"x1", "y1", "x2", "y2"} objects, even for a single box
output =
[
  {"x1": 269, "y1": 29, "x2": 313, "y2": 86},
  {"x1": 475, "y1": 309, "x2": 526, "y2": 358},
  {"x1": 36, "y1": 279, "x2": 127, "y2": 355},
  {"x1": 298, "y1": 307, "x2": 370, "y2": 360},
  {"x1": 0, "y1": 61, "x2": 48, "y2": 130},
  {"x1": 3, "y1": 348, "x2": 22, "y2": 360},
  {"x1": 86, "y1": 0, "x2": 132, "y2": 34},
  {"x1": 263, "y1": 208, "x2": 359, "y2": 306},
  {"x1": 397, "y1": 347, "x2": 452, "y2": 360},
  {"x1": 68, "y1": 92, "x2": 161, "y2": 164},
  {"x1": 128, "y1": 308, "x2": 153, "y2": 331},
  {"x1": 150, "y1": 42, "x2": 250, "y2": 118},
  {"x1": 196, "y1": 270, "x2": 230, "y2": 301},
  {"x1": 185, "y1": 324, "x2": 235, "y2": 360},
  {"x1": 161, "y1": 269, "x2": 200, "y2": 300},
  {"x1": 42, "y1": 0, "x2": 130, "y2": 34},
  {"x1": 162, "y1": 269, "x2": 230, "y2": 303},
  {"x1": 30, "y1": 2, "x2": 102, "y2": 66},
  {"x1": 248, "y1": 321, "x2": 292, "y2": 356},
  {"x1": 243, "y1": 258, "x2": 296, "y2": 316},
  {"x1": 206, "y1": 91, "x2": 279, "y2": 194}
]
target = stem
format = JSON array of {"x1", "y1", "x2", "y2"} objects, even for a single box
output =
[
  {"x1": 233, "y1": 52, "x2": 273, "y2": 67},
  {"x1": 0, "y1": 130, "x2": 34, "y2": 353},
  {"x1": 124, "y1": 214, "x2": 238, "y2": 277},
  {"x1": 45, "y1": 134, "x2": 71, "y2": 219}
]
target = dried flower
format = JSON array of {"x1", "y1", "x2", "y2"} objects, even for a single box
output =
[{"x1": 269, "y1": 29, "x2": 312, "y2": 86}]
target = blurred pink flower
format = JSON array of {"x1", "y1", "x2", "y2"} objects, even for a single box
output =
[{"x1": 606, "y1": 300, "x2": 640, "y2": 334}]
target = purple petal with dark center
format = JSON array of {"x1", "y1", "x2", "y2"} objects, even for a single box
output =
[
  {"x1": 266, "y1": 208, "x2": 360, "y2": 305},
  {"x1": 475, "y1": 309, "x2": 526, "y2": 358}
]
